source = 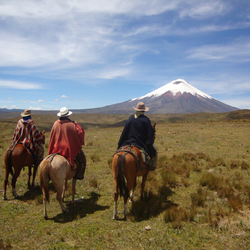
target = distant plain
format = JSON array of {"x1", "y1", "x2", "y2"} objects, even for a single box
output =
[{"x1": 0, "y1": 110, "x2": 250, "y2": 249}]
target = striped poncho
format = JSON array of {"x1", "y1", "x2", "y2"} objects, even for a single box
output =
[{"x1": 12, "y1": 118, "x2": 43, "y2": 154}]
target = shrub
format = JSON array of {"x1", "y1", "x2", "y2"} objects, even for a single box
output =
[
  {"x1": 228, "y1": 194, "x2": 243, "y2": 212},
  {"x1": 241, "y1": 161, "x2": 249, "y2": 170},
  {"x1": 86, "y1": 141, "x2": 93, "y2": 146},
  {"x1": 164, "y1": 206, "x2": 191, "y2": 229},
  {"x1": 89, "y1": 177, "x2": 98, "y2": 188},
  {"x1": 191, "y1": 187, "x2": 207, "y2": 207},
  {"x1": 90, "y1": 154, "x2": 100, "y2": 162},
  {"x1": 200, "y1": 172, "x2": 223, "y2": 190},
  {"x1": 161, "y1": 170, "x2": 178, "y2": 187},
  {"x1": 107, "y1": 158, "x2": 113, "y2": 169},
  {"x1": 213, "y1": 158, "x2": 226, "y2": 167},
  {"x1": 230, "y1": 160, "x2": 239, "y2": 169},
  {"x1": 158, "y1": 155, "x2": 169, "y2": 168}
]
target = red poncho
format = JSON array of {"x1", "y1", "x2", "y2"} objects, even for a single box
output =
[{"x1": 48, "y1": 119, "x2": 85, "y2": 166}]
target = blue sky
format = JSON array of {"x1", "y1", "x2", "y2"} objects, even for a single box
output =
[{"x1": 0, "y1": 0, "x2": 250, "y2": 111}]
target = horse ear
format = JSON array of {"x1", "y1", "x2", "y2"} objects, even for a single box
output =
[
  {"x1": 42, "y1": 130, "x2": 45, "y2": 134},
  {"x1": 153, "y1": 123, "x2": 156, "y2": 128}
]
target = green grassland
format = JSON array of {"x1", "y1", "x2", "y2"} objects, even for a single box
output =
[{"x1": 0, "y1": 110, "x2": 250, "y2": 249}]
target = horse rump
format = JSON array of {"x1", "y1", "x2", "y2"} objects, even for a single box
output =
[
  {"x1": 39, "y1": 159, "x2": 51, "y2": 202},
  {"x1": 116, "y1": 154, "x2": 129, "y2": 198}
]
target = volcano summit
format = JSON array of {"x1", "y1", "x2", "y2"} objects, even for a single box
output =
[{"x1": 79, "y1": 79, "x2": 238, "y2": 114}]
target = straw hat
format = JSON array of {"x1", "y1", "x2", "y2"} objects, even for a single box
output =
[
  {"x1": 133, "y1": 102, "x2": 149, "y2": 112},
  {"x1": 57, "y1": 107, "x2": 72, "y2": 117},
  {"x1": 21, "y1": 109, "x2": 32, "y2": 117}
]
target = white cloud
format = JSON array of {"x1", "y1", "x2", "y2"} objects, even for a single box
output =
[
  {"x1": 0, "y1": 80, "x2": 43, "y2": 89},
  {"x1": 97, "y1": 68, "x2": 131, "y2": 79},
  {"x1": 187, "y1": 39, "x2": 250, "y2": 62},
  {"x1": 38, "y1": 99, "x2": 45, "y2": 103},
  {"x1": 179, "y1": 1, "x2": 229, "y2": 18},
  {"x1": 55, "y1": 99, "x2": 59, "y2": 101},
  {"x1": 61, "y1": 95, "x2": 68, "y2": 98},
  {"x1": 221, "y1": 98, "x2": 250, "y2": 109},
  {"x1": 29, "y1": 106, "x2": 42, "y2": 110},
  {"x1": 0, "y1": 0, "x2": 237, "y2": 71}
]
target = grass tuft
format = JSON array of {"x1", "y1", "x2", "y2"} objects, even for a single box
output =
[{"x1": 191, "y1": 187, "x2": 207, "y2": 207}]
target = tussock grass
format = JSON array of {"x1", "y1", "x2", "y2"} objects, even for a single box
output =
[{"x1": 1, "y1": 112, "x2": 250, "y2": 249}]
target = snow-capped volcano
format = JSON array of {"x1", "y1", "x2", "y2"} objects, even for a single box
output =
[
  {"x1": 76, "y1": 79, "x2": 238, "y2": 114},
  {"x1": 135, "y1": 79, "x2": 212, "y2": 100}
]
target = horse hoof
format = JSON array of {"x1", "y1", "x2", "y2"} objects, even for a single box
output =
[
  {"x1": 113, "y1": 215, "x2": 119, "y2": 220},
  {"x1": 44, "y1": 216, "x2": 48, "y2": 220},
  {"x1": 3, "y1": 197, "x2": 7, "y2": 201}
]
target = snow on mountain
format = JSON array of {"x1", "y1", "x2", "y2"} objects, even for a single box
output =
[
  {"x1": 132, "y1": 79, "x2": 212, "y2": 101},
  {"x1": 56, "y1": 79, "x2": 238, "y2": 114}
]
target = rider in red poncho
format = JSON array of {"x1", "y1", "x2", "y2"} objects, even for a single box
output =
[{"x1": 48, "y1": 107, "x2": 86, "y2": 180}]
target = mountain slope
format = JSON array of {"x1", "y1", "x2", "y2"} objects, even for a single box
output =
[{"x1": 80, "y1": 79, "x2": 238, "y2": 114}]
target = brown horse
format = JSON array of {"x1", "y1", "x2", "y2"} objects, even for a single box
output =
[
  {"x1": 3, "y1": 130, "x2": 45, "y2": 200},
  {"x1": 112, "y1": 124, "x2": 156, "y2": 220},
  {"x1": 39, "y1": 153, "x2": 86, "y2": 219}
]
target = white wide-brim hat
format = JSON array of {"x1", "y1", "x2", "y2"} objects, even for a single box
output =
[
  {"x1": 133, "y1": 102, "x2": 149, "y2": 112},
  {"x1": 57, "y1": 107, "x2": 73, "y2": 117}
]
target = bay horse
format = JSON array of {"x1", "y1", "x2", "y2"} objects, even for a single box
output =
[
  {"x1": 112, "y1": 124, "x2": 156, "y2": 220},
  {"x1": 3, "y1": 130, "x2": 45, "y2": 200},
  {"x1": 39, "y1": 153, "x2": 86, "y2": 219}
]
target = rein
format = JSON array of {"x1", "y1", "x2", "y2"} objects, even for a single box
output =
[
  {"x1": 114, "y1": 145, "x2": 147, "y2": 172},
  {"x1": 45, "y1": 153, "x2": 60, "y2": 163}
]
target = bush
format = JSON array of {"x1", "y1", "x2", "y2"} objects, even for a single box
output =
[
  {"x1": 191, "y1": 187, "x2": 207, "y2": 207},
  {"x1": 90, "y1": 154, "x2": 100, "y2": 162},
  {"x1": 241, "y1": 161, "x2": 249, "y2": 170},
  {"x1": 164, "y1": 206, "x2": 191, "y2": 229}
]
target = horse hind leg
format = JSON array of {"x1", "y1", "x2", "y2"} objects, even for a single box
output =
[
  {"x1": 71, "y1": 179, "x2": 76, "y2": 207},
  {"x1": 44, "y1": 200, "x2": 48, "y2": 219},
  {"x1": 31, "y1": 164, "x2": 38, "y2": 189},
  {"x1": 56, "y1": 185, "x2": 68, "y2": 213},
  {"x1": 140, "y1": 173, "x2": 149, "y2": 201},
  {"x1": 11, "y1": 168, "x2": 22, "y2": 199},
  {"x1": 129, "y1": 178, "x2": 137, "y2": 203},
  {"x1": 28, "y1": 166, "x2": 32, "y2": 188},
  {"x1": 113, "y1": 178, "x2": 119, "y2": 220},
  {"x1": 3, "y1": 168, "x2": 9, "y2": 200}
]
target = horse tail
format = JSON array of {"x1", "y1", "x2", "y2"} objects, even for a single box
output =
[
  {"x1": 116, "y1": 154, "x2": 129, "y2": 198},
  {"x1": 39, "y1": 159, "x2": 50, "y2": 202},
  {"x1": 5, "y1": 149, "x2": 13, "y2": 176}
]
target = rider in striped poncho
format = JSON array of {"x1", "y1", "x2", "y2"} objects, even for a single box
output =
[{"x1": 12, "y1": 109, "x2": 44, "y2": 162}]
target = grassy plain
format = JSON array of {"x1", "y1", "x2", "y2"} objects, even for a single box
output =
[{"x1": 0, "y1": 110, "x2": 250, "y2": 249}]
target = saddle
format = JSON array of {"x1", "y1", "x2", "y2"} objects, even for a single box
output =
[{"x1": 114, "y1": 145, "x2": 149, "y2": 172}]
